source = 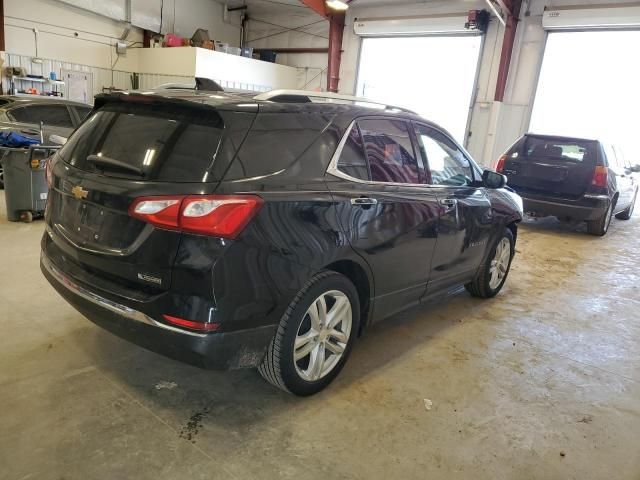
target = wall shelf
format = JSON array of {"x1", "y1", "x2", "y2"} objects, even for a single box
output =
[{"x1": 12, "y1": 76, "x2": 65, "y2": 86}]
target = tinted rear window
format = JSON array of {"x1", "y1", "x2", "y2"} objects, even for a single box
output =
[
  {"x1": 521, "y1": 137, "x2": 596, "y2": 163},
  {"x1": 58, "y1": 102, "x2": 224, "y2": 182}
]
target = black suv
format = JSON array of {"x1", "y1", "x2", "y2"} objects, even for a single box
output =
[
  {"x1": 41, "y1": 90, "x2": 523, "y2": 396},
  {"x1": 497, "y1": 134, "x2": 639, "y2": 236}
]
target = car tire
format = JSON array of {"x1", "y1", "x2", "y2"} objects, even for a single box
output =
[
  {"x1": 465, "y1": 227, "x2": 514, "y2": 299},
  {"x1": 258, "y1": 271, "x2": 360, "y2": 396},
  {"x1": 615, "y1": 190, "x2": 637, "y2": 221},
  {"x1": 587, "y1": 200, "x2": 614, "y2": 236}
]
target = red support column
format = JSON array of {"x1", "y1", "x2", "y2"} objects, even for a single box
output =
[
  {"x1": 327, "y1": 12, "x2": 345, "y2": 93},
  {"x1": 494, "y1": 0, "x2": 523, "y2": 102}
]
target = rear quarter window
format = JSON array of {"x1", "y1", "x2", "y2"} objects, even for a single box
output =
[
  {"x1": 224, "y1": 112, "x2": 335, "y2": 180},
  {"x1": 58, "y1": 102, "x2": 226, "y2": 182}
]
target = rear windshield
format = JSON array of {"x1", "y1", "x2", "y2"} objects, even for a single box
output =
[
  {"x1": 520, "y1": 137, "x2": 596, "y2": 163},
  {"x1": 58, "y1": 102, "x2": 224, "y2": 182}
]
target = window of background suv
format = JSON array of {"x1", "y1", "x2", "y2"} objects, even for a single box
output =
[
  {"x1": 414, "y1": 124, "x2": 473, "y2": 186},
  {"x1": 9, "y1": 104, "x2": 74, "y2": 128}
]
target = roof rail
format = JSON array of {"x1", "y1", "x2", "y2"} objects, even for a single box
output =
[{"x1": 253, "y1": 89, "x2": 416, "y2": 114}]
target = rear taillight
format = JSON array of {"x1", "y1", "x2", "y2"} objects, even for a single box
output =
[
  {"x1": 162, "y1": 314, "x2": 220, "y2": 332},
  {"x1": 45, "y1": 157, "x2": 54, "y2": 188},
  {"x1": 591, "y1": 166, "x2": 608, "y2": 188},
  {"x1": 129, "y1": 195, "x2": 263, "y2": 239},
  {"x1": 129, "y1": 197, "x2": 182, "y2": 230},
  {"x1": 495, "y1": 155, "x2": 507, "y2": 173}
]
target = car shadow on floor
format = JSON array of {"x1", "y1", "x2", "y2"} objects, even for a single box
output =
[{"x1": 72, "y1": 287, "x2": 489, "y2": 431}]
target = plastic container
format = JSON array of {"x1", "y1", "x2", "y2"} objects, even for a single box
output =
[
  {"x1": 0, "y1": 145, "x2": 59, "y2": 222},
  {"x1": 227, "y1": 47, "x2": 241, "y2": 56},
  {"x1": 259, "y1": 51, "x2": 277, "y2": 63},
  {"x1": 164, "y1": 33, "x2": 183, "y2": 47},
  {"x1": 241, "y1": 47, "x2": 254, "y2": 58}
]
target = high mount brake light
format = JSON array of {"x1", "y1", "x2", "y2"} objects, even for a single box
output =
[{"x1": 129, "y1": 195, "x2": 263, "y2": 239}]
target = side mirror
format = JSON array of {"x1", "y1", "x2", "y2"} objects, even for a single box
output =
[
  {"x1": 49, "y1": 134, "x2": 67, "y2": 145},
  {"x1": 483, "y1": 169, "x2": 507, "y2": 189},
  {"x1": 629, "y1": 164, "x2": 640, "y2": 173}
]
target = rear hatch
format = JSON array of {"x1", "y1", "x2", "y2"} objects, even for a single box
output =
[
  {"x1": 46, "y1": 94, "x2": 254, "y2": 293},
  {"x1": 502, "y1": 135, "x2": 598, "y2": 199}
]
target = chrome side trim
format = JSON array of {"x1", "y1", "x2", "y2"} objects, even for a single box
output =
[
  {"x1": 582, "y1": 194, "x2": 610, "y2": 201},
  {"x1": 41, "y1": 253, "x2": 208, "y2": 338}
]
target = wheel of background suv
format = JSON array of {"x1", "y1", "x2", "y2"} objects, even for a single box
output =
[
  {"x1": 587, "y1": 200, "x2": 614, "y2": 236},
  {"x1": 615, "y1": 190, "x2": 637, "y2": 221},
  {"x1": 465, "y1": 228, "x2": 514, "y2": 299},
  {"x1": 259, "y1": 271, "x2": 360, "y2": 396}
]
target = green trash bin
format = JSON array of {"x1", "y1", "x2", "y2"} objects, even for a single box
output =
[{"x1": 0, "y1": 145, "x2": 60, "y2": 222}]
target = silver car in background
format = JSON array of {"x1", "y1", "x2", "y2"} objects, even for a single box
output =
[{"x1": 0, "y1": 96, "x2": 91, "y2": 188}]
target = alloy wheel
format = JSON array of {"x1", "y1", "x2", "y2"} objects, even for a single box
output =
[
  {"x1": 293, "y1": 290, "x2": 352, "y2": 382},
  {"x1": 489, "y1": 237, "x2": 511, "y2": 290}
]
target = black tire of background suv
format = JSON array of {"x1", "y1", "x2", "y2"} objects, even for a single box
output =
[
  {"x1": 258, "y1": 271, "x2": 360, "y2": 396},
  {"x1": 615, "y1": 189, "x2": 637, "y2": 221},
  {"x1": 587, "y1": 200, "x2": 614, "y2": 236},
  {"x1": 465, "y1": 227, "x2": 515, "y2": 299}
]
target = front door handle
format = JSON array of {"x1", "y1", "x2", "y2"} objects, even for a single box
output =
[
  {"x1": 351, "y1": 197, "x2": 378, "y2": 206},
  {"x1": 20, "y1": 129, "x2": 39, "y2": 136}
]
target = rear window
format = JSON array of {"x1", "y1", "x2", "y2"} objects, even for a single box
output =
[
  {"x1": 521, "y1": 137, "x2": 596, "y2": 163},
  {"x1": 58, "y1": 102, "x2": 224, "y2": 182}
]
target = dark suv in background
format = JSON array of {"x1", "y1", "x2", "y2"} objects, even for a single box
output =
[
  {"x1": 497, "y1": 134, "x2": 638, "y2": 236},
  {"x1": 41, "y1": 89, "x2": 523, "y2": 396},
  {"x1": 0, "y1": 96, "x2": 92, "y2": 188}
]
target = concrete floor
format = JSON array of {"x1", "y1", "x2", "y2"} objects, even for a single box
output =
[{"x1": 1, "y1": 190, "x2": 639, "y2": 480}]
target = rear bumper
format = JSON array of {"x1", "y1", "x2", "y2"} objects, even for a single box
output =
[
  {"x1": 519, "y1": 193, "x2": 610, "y2": 221},
  {"x1": 41, "y1": 252, "x2": 276, "y2": 369}
]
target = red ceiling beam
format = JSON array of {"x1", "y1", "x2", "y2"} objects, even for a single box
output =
[
  {"x1": 494, "y1": 0, "x2": 523, "y2": 102},
  {"x1": 298, "y1": 0, "x2": 328, "y2": 18}
]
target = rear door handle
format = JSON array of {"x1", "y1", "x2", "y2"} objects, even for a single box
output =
[
  {"x1": 439, "y1": 198, "x2": 458, "y2": 207},
  {"x1": 351, "y1": 197, "x2": 378, "y2": 206}
]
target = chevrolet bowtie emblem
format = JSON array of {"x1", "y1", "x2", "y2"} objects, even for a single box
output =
[{"x1": 71, "y1": 185, "x2": 89, "y2": 200}]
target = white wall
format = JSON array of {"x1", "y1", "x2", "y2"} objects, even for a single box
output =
[
  {"x1": 4, "y1": 0, "x2": 143, "y2": 70},
  {"x1": 245, "y1": 11, "x2": 329, "y2": 90}
]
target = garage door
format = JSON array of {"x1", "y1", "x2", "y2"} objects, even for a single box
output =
[
  {"x1": 355, "y1": 35, "x2": 483, "y2": 144},
  {"x1": 530, "y1": 30, "x2": 640, "y2": 159},
  {"x1": 530, "y1": 7, "x2": 640, "y2": 162}
]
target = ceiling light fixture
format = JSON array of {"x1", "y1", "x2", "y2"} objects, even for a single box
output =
[{"x1": 326, "y1": 0, "x2": 349, "y2": 11}]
